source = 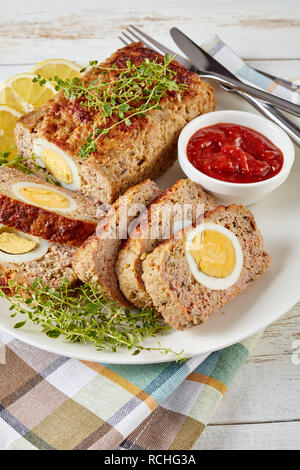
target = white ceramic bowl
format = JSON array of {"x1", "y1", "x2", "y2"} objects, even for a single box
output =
[{"x1": 178, "y1": 110, "x2": 295, "y2": 205}]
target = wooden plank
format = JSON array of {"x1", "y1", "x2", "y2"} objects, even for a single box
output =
[
  {"x1": 0, "y1": 58, "x2": 299, "y2": 85},
  {"x1": 210, "y1": 359, "x2": 300, "y2": 424},
  {"x1": 206, "y1": 300, "x2": 300, "y2": 426},
  {"x1": 207, "y1": 301, "x2": 300, "y2": 425},
  {"x1": 0, "y1": 0, "x2": 299, "y2": 64},
  {"x1": 194, "y1": 421, "x2": 300, "y2": 449},
  {"x1": 248, "y1": 302, "x2": 300, "y2": 364}
]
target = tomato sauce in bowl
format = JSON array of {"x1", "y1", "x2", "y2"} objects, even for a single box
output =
[{"x1": 186, "y1": 123, "x2": 284, "y2": 184}]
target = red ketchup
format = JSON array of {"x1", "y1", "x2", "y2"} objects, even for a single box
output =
[{"x1": 187, "y1": 123, "x2": 284, "y2": 184}]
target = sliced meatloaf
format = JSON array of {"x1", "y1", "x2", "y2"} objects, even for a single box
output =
[
  {"x1": 116, "y1": 179, "x2": 217, "y2": 308},
  {"x1": 73, "y1": 179, "x2": 162, "y2": 307},
  {"x1": 142, "y1": 205, "x2": 271, "y2": 330},
  {"x1": 15, "y1": 42, "x2": 215, "y2": 203},
  {"x1": 0, "y1": 167, "x2": 101, "y2": 246},
  {"x1": 0, "y1": 237, "x2": 77, "y2": 298}
]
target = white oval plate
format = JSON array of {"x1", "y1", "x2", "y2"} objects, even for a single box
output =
[{"x1": 0, "y1": 85, "x2": 299, "y2": 364}]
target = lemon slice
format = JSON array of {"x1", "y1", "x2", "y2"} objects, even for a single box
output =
[
  {"x1": 0, "y1": 105, "x2": 22, "y2": 157},
  {"x1": 0, "y1": 73, "x2": 56, "y2": 114},
  {"x1": 30, "y1": 58, "x2": 81, "y2": 81}
]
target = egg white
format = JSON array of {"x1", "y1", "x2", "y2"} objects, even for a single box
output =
[
  {"x1": 12, "y1": 181, "x2": 77, "y2": 213},
  {"x1": 0, "y1": 225, "x2": 49, "y2": 264},
  {"x1": 32, "y1": 138, "x2": 81, "y2": 191},
  {"x1": 185, "y1": 222, "x2": 243, "y2": 290}
]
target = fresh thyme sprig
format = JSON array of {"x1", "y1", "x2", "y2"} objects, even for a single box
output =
[
  {"x1": 0, "y1": 149, "x2": 32, "y2": 174},
  {"x1": 33, "y1": 54, "x2": 187, "y2": 159},
  {"x1": 0, "y1": 279, "x2": 185, "y2": 360},
  {"x1": 0, "y1": 148, "x2": 60, "y2": 186}
]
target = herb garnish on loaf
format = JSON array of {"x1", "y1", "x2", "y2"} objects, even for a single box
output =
[{"x1": 15, "y1": 42, "x2": 215, "y2": 203}]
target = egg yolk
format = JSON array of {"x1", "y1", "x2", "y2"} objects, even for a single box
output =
[
  {"x1": 0, "y1": 232, "x2": 37, "y2": 254},
  {"x1": 41, "y1": 147, "x2": 73, "y2": 185},
  {"x1": 18, "y1": 186, "x2": 70, "y2": 209},
  {"x1": 190, "y1": 229, "x2": 236, "y2": 278}
]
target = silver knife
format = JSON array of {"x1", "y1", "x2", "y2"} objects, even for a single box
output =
[
  {"x1": 170, "y1": 27, "x2": 300, "y2": 118},
  {"x1": 168, "y1": 27, "x2": 300, "y2": 147},
  {"x1": 123, "y1": 25, "x2": 300, "y2": 146}
]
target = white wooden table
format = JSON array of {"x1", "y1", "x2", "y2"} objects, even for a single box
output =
[{"x1": 1, "y1": 0, "x2": 299, "y2": 450}]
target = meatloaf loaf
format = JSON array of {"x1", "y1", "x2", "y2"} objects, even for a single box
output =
[
  {"x1": 142, "y1": 205, "x2": 271, "y2": 330},
  {"x1": 73, "y1": 179, "x2": 162, "y2": 307},
  {"x1": 116, "y1": 179, "x2": 217, "y2": 308},
  {"x1": 0, "y1": 167, "x2": 101, "y2": 246},
  {"x1": 15, "y1": 42, "x2": 215, "y2": 203}
]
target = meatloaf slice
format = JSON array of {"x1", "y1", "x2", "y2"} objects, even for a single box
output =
[
  {"x1": 15, "y1": 42, "x2": 215, "y2": 203},
  {"x1": 0, "y1": 233, "x2": 77, "y2": 298},
  {"x1": 0, "y1": 167, "x2": 101, "y2": 247},
  {"x1": 116, "y1": 179, "x2": 217, "y2": 308},
  {"x1": 73, "y1": 179, "x2": 162, "y2": 307},
  {"x1": 142, "y1": 205, "x2": 271, "y2": 330}
]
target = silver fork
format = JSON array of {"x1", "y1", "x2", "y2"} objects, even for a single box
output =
[
  {"x1": 121, "y1": 26, "x2": 300, "y2": 89},
  {"x1": 119, "y1": 25, "x2": 300, "y2": 147}
]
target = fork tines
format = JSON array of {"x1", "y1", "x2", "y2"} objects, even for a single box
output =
[
  {"x1": 119, "y1": 25, "x2": 191, "y2": 69},
  {"x1": 119, "y1": 25, "x2": 163, "y2": 53}
]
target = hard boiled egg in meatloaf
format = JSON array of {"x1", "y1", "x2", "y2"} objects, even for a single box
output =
[
  {"x1": 12, "y1": 181, "x2": 77, "y2": 212},
  {"x1": 185, "y1": 222, "x2": 243, "y2": 290},
  {"x1": 0, "y1": 225, "x2": 49, "y2": 263},
  {"x1": 32, "y1": 138, "x2": 81, "y2": 191}
]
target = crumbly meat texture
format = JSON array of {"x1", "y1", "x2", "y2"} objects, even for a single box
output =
[
  {"x1": 15, "y1": 42, "x2": 215, "y2": 203},
  {"x1": 0, "y1": 167, "x2": 101, "y2": 246},
  {"x1": 116, "y1": 179, "x2": 217, "y2": 308},
  {"x1": 73, "y1": 179, "x2": 162, "y2": 307},
  {"x1": 142, "y1": 205, "x2": 271, "y2": 330},
  {"x1": 0, "y1": 242, "x2": 77, "y2": 298},
  {"x1": 14, "y1": 107, "x2": 46, "y2": 161}
]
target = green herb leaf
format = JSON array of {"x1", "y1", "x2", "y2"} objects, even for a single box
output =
[
  {"x1": 14, "y1": 320, "x2": 27, "y2": 329},
  {"x1": 0, "y1": 148, "x2": 60, "y2": 185},
  {"x1": 46, "y1": 329, "x2": 61, "y2": 338}
]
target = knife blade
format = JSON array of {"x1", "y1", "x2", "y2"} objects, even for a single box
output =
[{"x1": 170, "y1": 27, "x2": 300, "y2": 117}]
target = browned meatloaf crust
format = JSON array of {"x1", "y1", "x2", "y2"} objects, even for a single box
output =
[
  {"x1": 73, "y1": 179, "x2": 162, "y2": 307},
  {"x1": 116, "y1": 179, "x2": 218, "y2": 308},
  {"x1": 15, "y1": 42, "x2": 215, "y2": 203},
  {"x1": 0, "y1": 167, "x2": 101, "y2": 247},
  {"x1": 142, "y1": 205, "x2": 271, "y2": 330}
]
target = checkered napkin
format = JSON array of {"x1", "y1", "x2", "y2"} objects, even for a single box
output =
[
  {"x1": 0, "y1": 331, "x2": 262, "y2": 450},
  {"x1": 0, "y1": 38, "x2": 297, "y2": 451},
  {"x1": 201, "y1": 35, "x2": 300, "y2": 104}
]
